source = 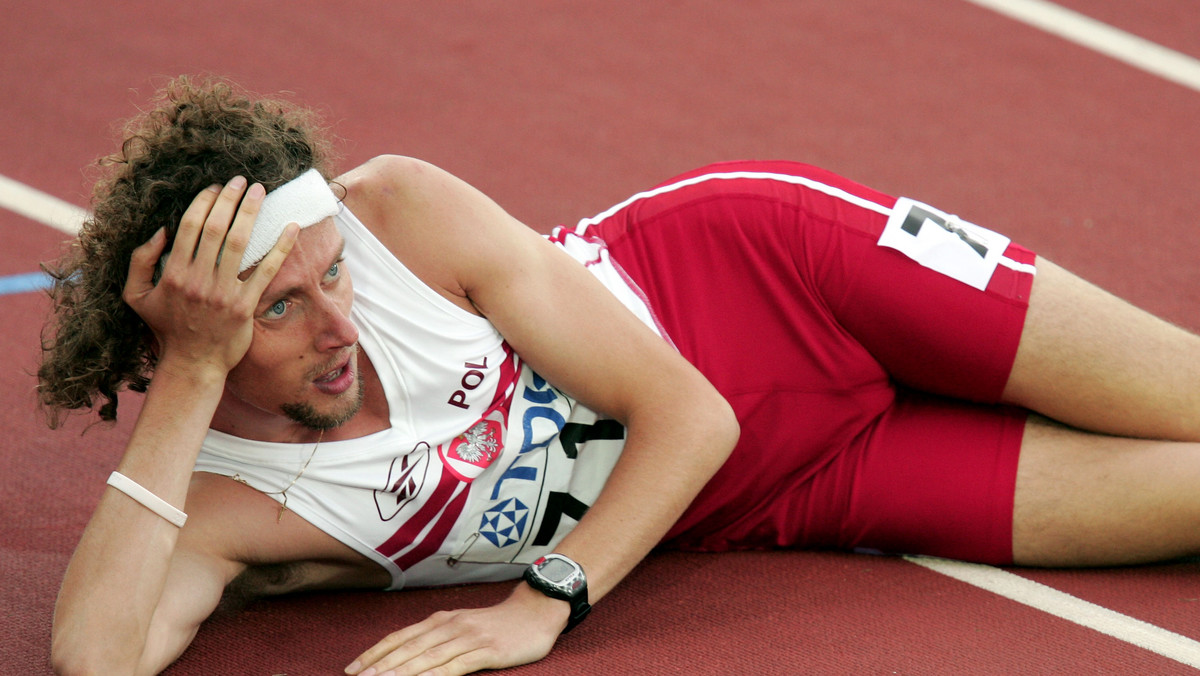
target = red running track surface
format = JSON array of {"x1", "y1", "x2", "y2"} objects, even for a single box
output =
[{"x1": 2, "y1": 1, "x2": 1199, "y2": 673}]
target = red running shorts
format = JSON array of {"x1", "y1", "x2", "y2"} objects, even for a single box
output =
[{"x1": 578, "y1": 160, "x2": 1036, "y2": 564}]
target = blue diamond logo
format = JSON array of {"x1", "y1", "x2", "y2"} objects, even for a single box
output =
[{"x1": 479, "y1": 497, "x2": 530, "y2": 547}]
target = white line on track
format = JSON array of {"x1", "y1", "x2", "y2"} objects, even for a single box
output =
[
  {"x1": 906, "y1": 556, "x2": 1200, "y2": 668},
  {"x1": 918, "y1": 6, "x2": 1200, "y2": 665},
  {"x1": 963, "y1": 0, "x2": 1200, "y2": 93},
  {"x1": 2, "y1": 2, "x2": 1197, "y2": 234},
  {"x1": 0, "y1": 173, "x2": 87, "y2": 235}
]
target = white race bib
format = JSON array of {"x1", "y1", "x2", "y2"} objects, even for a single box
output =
[{"x1": 878, "y1": 198, "x2": 1010, "y2": 291}]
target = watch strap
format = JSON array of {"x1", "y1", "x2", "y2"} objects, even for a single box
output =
[
  {"x1": 524, "y1": 555, "x2": 592, "y2": 633},
  {"x1": 563, "y1": 592, "x2": 591, "y2": 633}
]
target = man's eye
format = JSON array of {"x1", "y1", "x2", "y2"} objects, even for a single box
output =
[
  {"x1": 264, "y1": 299, "x2": 289, "y2": 318},
  {"x1": 326, "y1": 260, "x2": 341, "y2": 279}
]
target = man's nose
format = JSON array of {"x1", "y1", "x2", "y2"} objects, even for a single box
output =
[{"x1": 314, "y1": 294, "x2": 358, "y2": 350}]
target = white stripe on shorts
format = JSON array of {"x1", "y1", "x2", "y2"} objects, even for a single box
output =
[{"x1": 574, "y1": 169, "x2": 1034, "y2": 277}]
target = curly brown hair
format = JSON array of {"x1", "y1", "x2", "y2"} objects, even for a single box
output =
[{"x1": 38, "y1": 76, "x2": 337, "y2": 427}]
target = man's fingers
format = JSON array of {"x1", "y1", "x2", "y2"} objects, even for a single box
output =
[
  {"x1": 167, "y1": 178, "x2": 267, "y2": 283},
  {"x1": 192, "y1": 176, "x2": 249, "y2": 269},
  {"x1": 372, "y1": 635, "x2": 485, "y2": 676},
  {"x1": 345, "y1": 612, "x2": 458, "y2": 674},
  {"x1": 242, "y1": 222, "x2": 299, "y2": 295},
  {"x1": 217, "y1": 182, "x2": 265, "y2": 277},
  {"x1": 346, "y1": 611, "x2": 516, "y2": 676},
  {"x1": 346, "y1": 600, "x2": 559, "y2": 676},
  {"x1": 170, "y1": 183, "x2": 222, "y2": 267},
  {"x1": 345, "y1": 622, "x2": 427, "y2": 672},
  {"x1": 123, "y1": 228, "x2": 167, "y2": 302}
]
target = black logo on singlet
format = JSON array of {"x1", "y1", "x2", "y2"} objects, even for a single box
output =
[{"x1": 374, "y1": 442, "x2": 431, "y2": 521}]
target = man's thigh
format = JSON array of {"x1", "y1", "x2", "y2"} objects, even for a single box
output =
[
  {"x1": 1013, "y1": 415, "x2": 1200, "y2": 566},
  {"x1": 1003, "y1": 258, "x2": 1200, "y2": 441}
]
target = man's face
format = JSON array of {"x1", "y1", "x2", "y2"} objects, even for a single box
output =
[{"x1": 211, "y1": 219, "x2": 363, "y2": 440}]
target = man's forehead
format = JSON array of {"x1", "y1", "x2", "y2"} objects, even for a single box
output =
[
  {"x1": 260, "y1": 218, "x2": 344, "y2": 289},
  {"x1": 291, "y1": 217, "x2": 342, "y2": 253}
]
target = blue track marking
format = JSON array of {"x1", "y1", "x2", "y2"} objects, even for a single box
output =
[{"x1": 0, "y1": 272, "x2": 53, "y2": 296}]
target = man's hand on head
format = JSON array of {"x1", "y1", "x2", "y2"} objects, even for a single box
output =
[{"x1": 122, "y1": 178, "x2": 299, "y2": 377}]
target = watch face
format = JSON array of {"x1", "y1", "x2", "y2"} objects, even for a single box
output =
[
  {"x1": 539, "y1": 557, "x2": 576, "y2": 583},
  {"x1": 531, "y1": 554, "x2": 586, "y2": 596},
  {"x1": 525, "y1": 554, "x2": 592, "y2": 632}
]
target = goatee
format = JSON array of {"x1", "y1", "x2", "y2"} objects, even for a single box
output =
[{"x1": 281, "y1": 375, "x2": 366, "y2": 431}]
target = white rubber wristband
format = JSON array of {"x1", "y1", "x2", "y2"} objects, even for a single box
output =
[{"x1": 106, "y1": 471, "x2": 188, "y2": 528}]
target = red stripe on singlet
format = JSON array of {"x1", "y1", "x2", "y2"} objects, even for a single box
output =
[
  {"x1": 377, "y1": 344, "x2": 520, "y2": 568},
  {"x1": 392, "y1": 481, "x2": 472, "y2": 572},
  {"x1": 376, "y1": 467, "x2": 465, "y2": 559}
]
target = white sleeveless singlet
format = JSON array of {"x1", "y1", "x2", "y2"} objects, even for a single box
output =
[{"x1": 193, "y1": 205, "x2": 665, "y2": 589}]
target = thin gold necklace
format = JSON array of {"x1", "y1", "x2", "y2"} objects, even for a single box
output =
[{"x1": 233, "y1": 429, "x2": 323, "y2": 523}]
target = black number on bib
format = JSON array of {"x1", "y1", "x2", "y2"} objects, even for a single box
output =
[
  {"x1": 899, "y1": 204, "x2": 989, "y2": 258},
  {"x1": 878, "y1": 197, "x2": 1011, "y2": 292},
  {"x1": 559, "y1": 419, "x2": 625, "y2": 459},
  {"x1": 532, "y1": 491, "x2": 590, "y2": 546}
]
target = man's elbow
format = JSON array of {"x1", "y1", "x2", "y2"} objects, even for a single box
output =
[
  {"x1": 50, "y1": 626, "x2": 141, "y2": 676},
  {"x1": 719, "y1": 398, "x2": 741, "y2": 454},
  {"x1": 701, "y1": 390, "x2": 740, "y2": 467},
  {"x1": 50, "y1": 638, "x2": 104, "y2": 676}
]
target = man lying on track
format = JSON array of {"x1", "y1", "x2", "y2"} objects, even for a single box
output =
[{"x1": 42, "y1": 76, "x2": 1200, "y2": 676}]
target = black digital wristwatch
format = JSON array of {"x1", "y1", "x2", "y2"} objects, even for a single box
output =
[{"x1": 523, "y1": 553, "x2": 592, "y2": 633}]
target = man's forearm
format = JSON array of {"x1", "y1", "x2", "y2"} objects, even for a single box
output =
[
  {"x1": 51, "y1": 361, "x2": 225, "y2": 674},
  {"x1": 549, "y1": 384, "x2": 738, "y2": 606}
]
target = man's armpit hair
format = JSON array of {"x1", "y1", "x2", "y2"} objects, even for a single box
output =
[{"x1": 217, "y1": 562, "x2": 304, "y2": 614}]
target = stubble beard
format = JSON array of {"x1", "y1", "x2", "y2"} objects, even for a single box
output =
[
  {"x1": 280, "y1": 351, "x2": 367, "y2": 431},
  {"x1": 281, "y1": 379, "x2": 365, "y2": 431}
]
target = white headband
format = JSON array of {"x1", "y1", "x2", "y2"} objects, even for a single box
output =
[{"x1": 239, "y1": 168, "x2": 340, "y2": 272}]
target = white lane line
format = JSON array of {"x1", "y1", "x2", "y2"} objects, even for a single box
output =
[
  {"x1": 0, "y1": 173, "x2": 87, "y2": 235},
  {"x1": 962, "y1": 0, "x2": 1200, "y2": 93},
  {"x1": 906, "y1": 556, "x2": 1200, "y2": 668}
]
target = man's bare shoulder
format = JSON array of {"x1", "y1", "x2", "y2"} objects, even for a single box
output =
[
  {"x1": 335, "y1": 154, "x2": 446, "y2": 225},
  {"x1": 335, "y1": 155, "x2": 497, "y2": 312},
  {"x1": 337, "y1": 154, "x2": 513, "y2": 229}
]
